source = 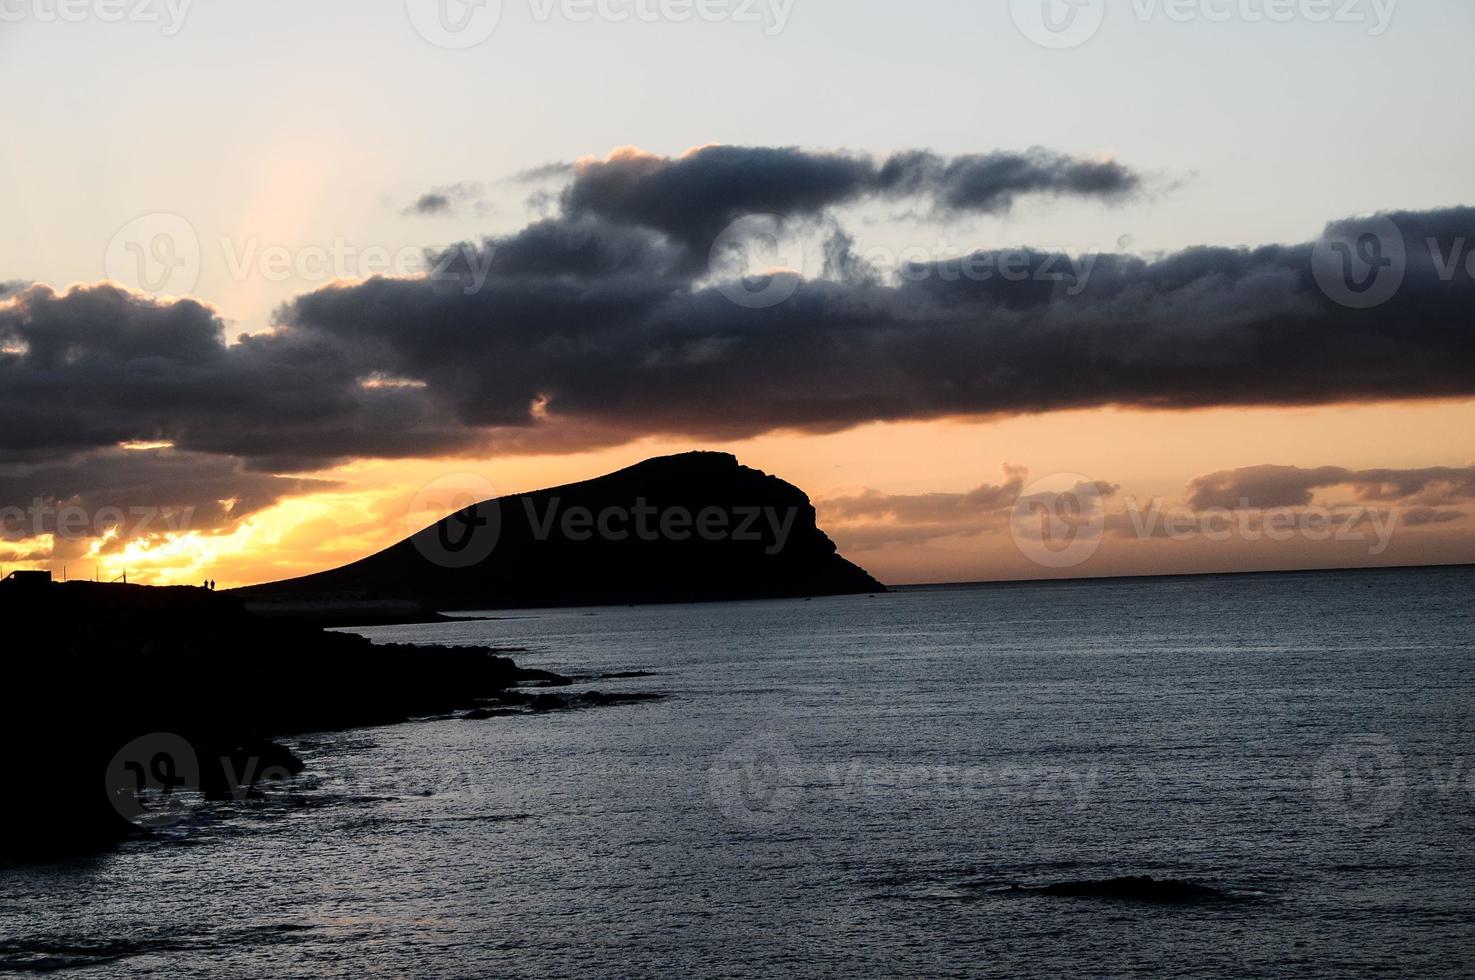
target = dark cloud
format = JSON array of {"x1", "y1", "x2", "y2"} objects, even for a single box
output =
[
  {"x1": 0, "y1": 282, "x2": 483, "y2": 468},
  {"x1": 409, "y1": 193, "x2": 452, "y2": 216},
  {"x1": 275, "y1": 206, "x2": 1475, "y2": 452},
  {"x1": 7, "y1": 206, "x2": 1475, "y2": 475},
  {"x1": 0, "y1": 447, "x2": 335, "y2": 551},
  {"x1": 876, "y1": 148, "x2": 1140, "y2": 213},
  {"x1": 403, "y1": 182, "x2": 489, "y2": 218},
  {"x1": 561, "y1": 146, "x2": 876, "y2": 255},
  {"x1": 1186, "y1": 464, "x2": 1475, "y2": 511},
  {"x1": 559, "y1": 144, "x2": 1144, "y2": 254}
]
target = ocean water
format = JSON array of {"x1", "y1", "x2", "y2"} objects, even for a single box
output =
[{"x1": 4, "y1": 567, "x2": 1474, "y2": 977}]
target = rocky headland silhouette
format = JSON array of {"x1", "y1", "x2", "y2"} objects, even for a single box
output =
[{"x1": 237, "y1": 452, "x2": 885, "y2": 617}]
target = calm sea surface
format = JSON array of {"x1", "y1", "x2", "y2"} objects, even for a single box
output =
[{"x1": 4, "y1": 567, "x2": 1474, "y2": 977}]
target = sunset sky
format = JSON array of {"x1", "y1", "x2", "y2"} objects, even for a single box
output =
[{"x1": 2, "y1": 0, "x2": 1473, "y2": 588}]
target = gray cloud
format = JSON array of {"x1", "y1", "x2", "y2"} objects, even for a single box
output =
[
  {"x1": 408, "y1": 193, "x2": 452, "y2": 216},
  {"x1": 0, "y1": 447, "x2": 335, "y2": 552},
  {"x1": 0, "y1": 283, "x2": 483, "y2": 469},
  {"x1": 7, "y1": 206, "x2": 1474, "y2": 473},
  {"x1": 822, "y1": 465, "x2": 1029, "y2": 523},
  {"x1": 822, "y1": 460, "x2": 1472, "y2": 553},
  {"x1": 403, "y1": 182, "x2": 489, "y2": 218},
  {"x1": 514, "y1": 161, "x2": 577, "y2": 182},
  {"x1": 818, "y1": 468, "x2": 1123, "y2": 550},
  {"x1": 877, "y1": 148, "x2": 1141, "y2": 213},
  {"x1": 559, "y1": 144, "x2": 1143, "y2": 255},
  {"x1": 1186, "y1": 464, "x2": 1475, "y2": 511},
  {"x1": 277, "y1": 206, "x2": 1475, "y2": 452}
]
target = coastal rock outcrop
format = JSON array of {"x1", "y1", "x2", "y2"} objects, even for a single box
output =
[{"x1": 0, "y1": 582, "x2": 576, "y2": 860}]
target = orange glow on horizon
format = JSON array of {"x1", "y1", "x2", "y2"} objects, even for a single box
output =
[{"x1": 4, "y1": 400, "x2": 1473, "y2": 589}]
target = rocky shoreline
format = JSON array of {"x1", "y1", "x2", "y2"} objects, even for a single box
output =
[{"x1": 0, "y1": 581, "x2": 651, "y2": 862}]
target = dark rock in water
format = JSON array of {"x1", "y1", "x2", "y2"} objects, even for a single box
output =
[
  {"x1": 1020, "y1": 876, "x2": 1229, "y2": 903},
  {"x1": 461, "y1": 708, "x2": 523, "y2": 721},
  {"x1": 197, "y1": 738, "x2": 307, "y2": 799},
  {"x1": 236, "y1": 452, "x2": 885, "y2": 611},
  {"x1": 528, "y1": 694, "x2": 570, "y2": 713},
  {"x1": 512, "y1": 690, "x2": 668, "y2": 713},
  {"x1": 494, "y1": 691, "x2": 533, "y2": 706},
  {"x1": 578, "y1": 691, "x2": 666, "y2": 707}
]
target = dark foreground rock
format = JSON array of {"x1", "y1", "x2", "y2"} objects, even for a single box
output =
[
  {"x1": 237, "y1": 452, "x2": 885, "y2": 613},
  {"x1": 0, "y1": 582, "x2": 573, "y2": 862}
]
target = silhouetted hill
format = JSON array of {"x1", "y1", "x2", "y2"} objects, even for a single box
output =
[{"x1": 239, "y1": 452, "x2": 885, "y2": 610}]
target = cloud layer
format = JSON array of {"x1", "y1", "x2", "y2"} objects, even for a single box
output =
[
  {"x1": 819, "y1": 462, "x2": 1474, "y2": 553},
  {"x1": 3, "y1": 143, "x2": 1473, "y2": 562},
  {"x1": 1186, "y1": 464, "x2": 1475, "y2": 511},
  {"x1": 6, "y1": 207, "x2": 1472, "y2": 474},
  {"x1": 273, "y1": 205, "x2": 1475, "y2": 450}
]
